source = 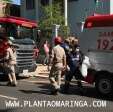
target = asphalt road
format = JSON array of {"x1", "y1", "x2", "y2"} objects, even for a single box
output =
[{"x1": 0, "y1": 76, "x2": 113, "y2": 112}]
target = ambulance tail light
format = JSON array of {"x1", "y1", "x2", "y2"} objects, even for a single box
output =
[{"x1": 86, "y1": 22, "x2": 92, "y2": 28}]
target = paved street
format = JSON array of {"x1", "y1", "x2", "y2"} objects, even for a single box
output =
[{"x1": 0, "y1": 65, "x2": 113, "y2": 112}]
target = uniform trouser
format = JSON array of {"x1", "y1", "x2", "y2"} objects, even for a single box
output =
[
  {"x1": 4, "y1": 65, "x2": 17, "y2": 84},
  {"x1": 65, "y1": 66, "x2": 83, "y2": 88},
  {"x1": 49, "y1": 63, "x2": 63, "y2": 90}
]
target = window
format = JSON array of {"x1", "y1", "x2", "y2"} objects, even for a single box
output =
[
  {"x1": 16, "y1": 26, "x2": 34, "y2": 39},
  {"x1": 40, "y1": 0, "x2": 49, "y2": 6},
  {"x1": 26, "y1": 0, "x2": 35, "y2": 10}
]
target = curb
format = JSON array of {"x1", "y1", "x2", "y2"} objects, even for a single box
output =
[
  {"x1": 33, "y1": 74, "x2": 88, "y2": 84},
  {"x1": 33, "y1": 73, "x2": 65, "y2": 80},
  {"x1": 34, "y1": 74, "x2": 49, "y2": 78}
]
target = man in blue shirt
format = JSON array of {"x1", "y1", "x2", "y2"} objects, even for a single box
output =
[{"x1": 64, "y1": 45, "x2": 84, "y2": 92}]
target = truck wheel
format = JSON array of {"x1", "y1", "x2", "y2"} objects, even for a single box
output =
[{"x1": 95, "y1": 76, "x2": 113, "y2": 96}]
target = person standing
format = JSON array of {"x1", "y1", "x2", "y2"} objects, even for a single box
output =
[
  {"x1": 0, "y1": 27, "x2": 17, "y2": 86},
  {"x1": 5, "y1": 40, "x2": 17, "y2": 86},
  {"x1": 64, "y1": 46, "x2": 83, "y2": 92},
  {"x1": 33, "y1": 45, "x2": 39, "y2": 59},
  {"x1": 48, "y1": 44, "x2": 52, "y2": 71},
  {"x1": 49, "y1": 36, "x2": 66, "y2": 95},
  {"x1": 0, "y1": 38, "x2": 8, "y2": 72},
  {"x1": 43, "y1": 40, "x2": 49, "y2": 65}
]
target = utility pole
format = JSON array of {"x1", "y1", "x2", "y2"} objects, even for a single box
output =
[
  {"x1": 64, "y1": 0, "x2": 68, "y2": 26},
  {"x1": 49, "y1": 0, "x2": 52, "y2": 17}
]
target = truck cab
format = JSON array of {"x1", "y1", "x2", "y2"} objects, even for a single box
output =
[
  {"x1": 80, "y1": 14, "x2": 113, "y2": 95},
  {"x1": 0, "y1": 16, "x2": 38, "y2": 77}
]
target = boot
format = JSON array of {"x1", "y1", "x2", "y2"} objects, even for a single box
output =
[
  {"x1": 63, "y1": 82, "x2": 70, "y2": 93},
  {"x1": 77, "y1": 80, "x2": 83, "y2": 88},
  {"x1": 77, "y1": 80, "x2": 86, "y2": 94},
  {"x1": 11, "y1": 81, "x2": 17, "y2": 87},
  {"x1": 50, "y1": 89, "x2": 58, "y2": 95}
]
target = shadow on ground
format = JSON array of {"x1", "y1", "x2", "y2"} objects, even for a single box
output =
[
  {"x1": 60, "y1": 83, "x2": 113, "y2": 101},
  {"x1": 18, "y1": 80, "x2": 113, "y2": 101},
  {"x1": 19, "y1": 83, "x2": 51, "y2": 95},
  {"x1": 0, "y1": 75, "x2": 29, "y2": 87},
  {"x1": 0, "y1": 109, "x2": 17, "y2": 112}
]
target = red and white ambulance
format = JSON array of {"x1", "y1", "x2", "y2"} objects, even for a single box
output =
[{"x1": 80, "y1": 14, "x2": 113, "y2": 95}]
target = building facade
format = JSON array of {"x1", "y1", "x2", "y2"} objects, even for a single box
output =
[
  {"x1": 21, "y1": 0, "x2": 51, "y2": 21},
  {"x1": 0, "y1": 0, "x2": 20, "y2": 17},
  {"x1": 21, "y1": 0, "x2": 113, "y2": 36}
]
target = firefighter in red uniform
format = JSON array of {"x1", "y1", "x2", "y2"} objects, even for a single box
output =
[
  {"x1": 49, "y1": 36, "x2": 66, "y2": 95},
  {"x1": 0, "y1": 27, "x2": 17, "y2": 86}
]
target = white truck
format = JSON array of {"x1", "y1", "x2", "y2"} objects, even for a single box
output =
[{"x1": 80, "y1": 14, "x2": 113, "y2": 95}]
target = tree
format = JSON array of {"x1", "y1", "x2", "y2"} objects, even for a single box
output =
[{"x1": 39, "y1": 2, "x2": 70, "y2": 39}]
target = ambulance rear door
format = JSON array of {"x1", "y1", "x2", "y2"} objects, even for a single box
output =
[
  {"x1": 80, "y1": 15, "x2": 113, "y2": 53},
  {"x1": 80, "y1": 15, "x2": 113, "y2": 72}
]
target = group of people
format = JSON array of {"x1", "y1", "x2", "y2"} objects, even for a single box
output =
[
  {"x1": 0, "y1": 26, "x2": 90, "y2": 93},
  {"x1": 0, "y1": 27, "x2": 17, "y2": 86},
  {"x1": 48, "y1": 36, "x2": 89, "y2": 95}
]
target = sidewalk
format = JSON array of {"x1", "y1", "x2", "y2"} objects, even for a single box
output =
[
  {"x1": 34, "y1": 64, "x2": 50, "y2": 78},
  {"x1": 21, "y1": 64, "x2": 50, "y2": 78},
  {"x1": 29, "y1": 64, "x2": 88, "y2": 85}
]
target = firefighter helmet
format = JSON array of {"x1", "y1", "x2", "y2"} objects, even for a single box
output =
[{"x1": 54, "y1": 36, "x2": 62, "y2": 44}]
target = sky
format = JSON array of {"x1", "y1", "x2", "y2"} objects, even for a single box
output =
[{"x1": 12, "y1": 0, "x2": 20, "y2": 5}]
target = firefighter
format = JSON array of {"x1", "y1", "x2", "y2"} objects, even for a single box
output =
[
  {"x1": 0, "y1": 28, "x2": 8, "y2": 73},
  {"x1": 0, "y1": 27, "x2": 17, "y2": 86},
  {"x1": 5, "y1": 40, "x2": 17, "y2": 86},
  {"x1": 49, "y1": 36, "x2": 66, "y2": 95},
  {"x1": 0, "y1": 27, "x2": 8, "y2": 54},
  {"x1": 0, "y1": 38, "x2": 8, "y2": 64},
  {"x1": 0, "y1": 40, "x2": 8, "y2": 75}
]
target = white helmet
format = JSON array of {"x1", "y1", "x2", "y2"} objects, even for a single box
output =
[{"x1": 8, "y1": 36, "x2": 14, "y2": 41}]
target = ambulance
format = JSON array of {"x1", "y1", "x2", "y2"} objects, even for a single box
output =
[{"x1": 80, "y1": 14, "x2": 113, "y2": 95}]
